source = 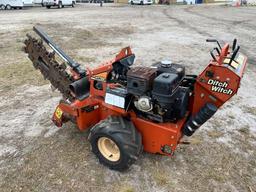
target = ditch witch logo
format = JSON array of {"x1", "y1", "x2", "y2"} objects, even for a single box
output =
[{"x1": 207, "y1": 79, "x2": 233, "y2": 95}]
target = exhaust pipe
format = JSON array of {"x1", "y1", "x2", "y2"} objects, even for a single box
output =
[
  {"x1": 69, "y1": 77, "x2": 90, "y2": 101},
  {"x1": 183, "y1": 103, "x2": 218, "y2": 136}
]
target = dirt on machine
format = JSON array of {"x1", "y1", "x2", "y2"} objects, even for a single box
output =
[{"x1": 23, "y1": 26, "x2": 247, "y2": 171}]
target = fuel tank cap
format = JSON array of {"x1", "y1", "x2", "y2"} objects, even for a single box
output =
[{"x1": 161, "y1": 60, "x2": 172, "y2": 67}]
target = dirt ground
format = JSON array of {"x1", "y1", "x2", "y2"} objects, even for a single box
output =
[{"x1": 0, "y1": 3, "x2": 256, "y2": 192}]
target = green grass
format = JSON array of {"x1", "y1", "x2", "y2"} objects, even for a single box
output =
[{"x1": 0, "y1": 61, "x2": 47, "y2": 93}]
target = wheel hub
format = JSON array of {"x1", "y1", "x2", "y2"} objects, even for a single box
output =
[{"x1": 97, "y1": 137, "x2": 120, "y2": 162}]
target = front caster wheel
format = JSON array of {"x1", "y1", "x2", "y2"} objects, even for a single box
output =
[{"x1": 88, "y1": 116, "x2": 142, "y2": 171}]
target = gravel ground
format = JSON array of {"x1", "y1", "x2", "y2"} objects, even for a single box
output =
[{"x1": 0, "y1": 3, "x2": 256, "y2": 192}]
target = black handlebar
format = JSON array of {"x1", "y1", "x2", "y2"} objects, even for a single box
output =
[
  {"x1": 210, "y1": 47, "x2": 220, "y2": 61},
  {"x1": 214, "y1": 47, "x2": 220, "y2": 55},
  {"x1": 207, "y1": 38, "x2": 240, "y2": 67},
  {"x1": 206, "y1": 39, "x2": 222, "y2": 50},
  {"x1": 232, "y1": 38, "x2": 237, "y2": 51},
  {"x1": 229, "y1": 45, "x2": 240, "y2": 66}
]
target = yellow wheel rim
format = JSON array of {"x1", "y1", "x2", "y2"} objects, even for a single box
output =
[{"x1": 97, "y1": 137, "x2": 121, "y2": 162}]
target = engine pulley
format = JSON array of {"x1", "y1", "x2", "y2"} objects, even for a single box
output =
[{"x1": 134, "y1": 96, "x2": 153, "y2": 112}]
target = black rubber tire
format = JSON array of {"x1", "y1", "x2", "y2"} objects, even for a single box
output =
[
  {"x1": 58, "y1": 1, "x2": 62, "y2": 8},
  {"x1": 131, "y1": 1, "x2": 134, "y2": 4},
  {"x1": 72, "y1": 1, "x2": 75, "y2": 7},
  {"x1": 88, "y1": 116, "x2": 142, "y2": 171},
  {"x1": 5, "y1": 4, "x2": 12, "y2": 10},
  {"x1": 46, "y1": 5, "x2": 51, "y2": 8},
  {"x1": 140, "y1": 1, "x2": 143, "y2": 5}
]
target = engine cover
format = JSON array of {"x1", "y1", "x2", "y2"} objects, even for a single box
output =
[
  {"x1": 152, "y1": 73, "x2": 180, "y2": 98},
  {"x1": 151, "y1": 72, "x2": 189, "y2": 121}
]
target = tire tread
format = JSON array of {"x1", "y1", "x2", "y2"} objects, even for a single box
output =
[{"x1": 88, "y1": 116, "x2": 142, "y2": 171}]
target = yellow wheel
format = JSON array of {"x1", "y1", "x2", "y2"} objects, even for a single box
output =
[
  {"x1": 88, "y1": 116, "x2": 142, "y2": 171},
  {"x1": 97, "y1": 137, "x2": 120, "y2": 162}
]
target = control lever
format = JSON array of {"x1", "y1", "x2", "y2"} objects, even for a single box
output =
[
  {"x1": 229, "y1": 45, "x2": 240, "y2": 66},
  {"x1": 206, "y1": 39, "x2": 222, "y2": 50},
  {"x1": 214, "y1": 47, "x2": 220, "y2": 55},
  {"x1": 210, "y1": 47, "x2": 220, "y2": 62},
  {"x1": 232, "y1": 38, "x2": 237, "y2": 51}
]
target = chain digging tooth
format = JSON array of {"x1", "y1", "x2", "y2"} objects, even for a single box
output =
[
  {"x1": 38, "y1": 39, "x2": 43, "y2": 46},
  {"x1": 25, "y1": 34, "x2": 31, "y2": 39},
  {"x1": 60, "y1": 63, "x2": 67, "y2": 70},
  {"x1": 49, "y1": 52, "x2": 55, "y2": 58}
]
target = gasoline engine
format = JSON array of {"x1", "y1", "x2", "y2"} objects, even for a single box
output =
[{"x1": 126, "y1": 61, "x2": 189, "y2": 123}]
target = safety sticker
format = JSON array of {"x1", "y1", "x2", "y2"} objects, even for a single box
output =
[
  {"x1": 91, "y1": 72, "x2": 108, "y2": 82},
  {"x1": 55, "y1": 107, "x2": 63, "y2": 119}
]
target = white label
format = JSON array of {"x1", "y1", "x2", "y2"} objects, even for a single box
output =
[{"x1": 105, "y1": 93, "x2": 125, "y2": 109}]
